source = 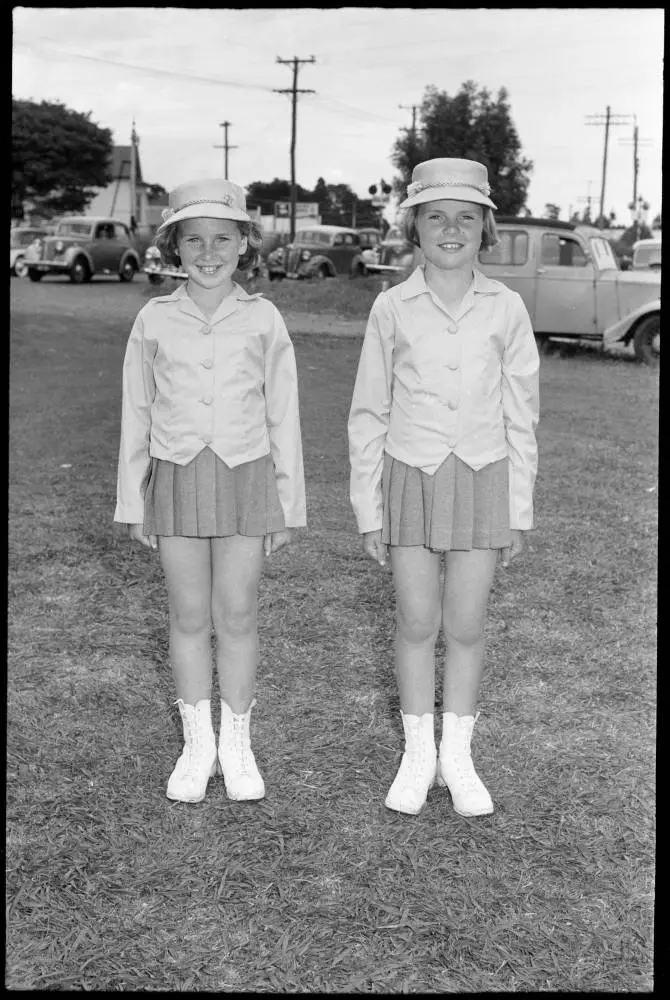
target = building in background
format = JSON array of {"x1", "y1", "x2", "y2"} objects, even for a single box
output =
[{"x1": 85, "y1": 128, "x2": 148, "y2": 229}]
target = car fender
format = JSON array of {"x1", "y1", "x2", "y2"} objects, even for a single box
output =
[
  {"x1": 603, "y1": 298, "x2": 661, "y2": 348},
  {"x1": 305, "y1": 254, "x2": 336, "y2": 276},
  {"x1": 120, "y1": 248, "x2": 141, "y2": 270},
  {"x1": 63, "y1": 244, "x2": 95, "y2": 271}
]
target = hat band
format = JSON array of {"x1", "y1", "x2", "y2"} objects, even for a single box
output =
[
  {"x1": 406, "y1": 177, "x2": 491, "y2": 199},
  {"x1": 161, "y1": 195, "x2": 236, "y2": 223}
]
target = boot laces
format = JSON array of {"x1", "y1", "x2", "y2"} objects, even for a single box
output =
[{"x1": 230, "y1": 715, "x2": 254, "y2": 775}]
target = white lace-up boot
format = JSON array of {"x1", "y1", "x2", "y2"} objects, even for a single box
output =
[
  {"x1": 166, "y1": 699, "x2": 218, "y2": 803},
  {"x1": 218, "y1": 698, "x2": 265, "y2": 801},
  {"x1": 384, "y1": 712, "x2": 437, "y2": 815},
  {"x1": 436, "y1": 711, "x2": 494, "y2": 816}
]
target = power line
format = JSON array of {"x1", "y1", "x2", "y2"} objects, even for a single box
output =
[{"x1": 274, "y1": 56, "x2": 316, "y2": 241}]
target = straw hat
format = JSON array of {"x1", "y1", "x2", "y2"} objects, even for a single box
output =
[
  {"x1": 157, "y1": 178, "x2": 251, "y2": 233},
  {"x1": 399, "y1": 158, "x2": 497, "y2": 210}
]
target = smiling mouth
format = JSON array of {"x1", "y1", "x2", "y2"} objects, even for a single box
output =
[
  {"x1": 197, "y1": 264, "x2": 222, "y2": 274},
  {"x1": 439, "y1": 243, "x2": 463, "y2": 250}
]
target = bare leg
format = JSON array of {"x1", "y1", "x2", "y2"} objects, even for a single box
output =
[
  {"x1": 390, "y1": 545, "x2": 442, "y2": 715},
  {"x1": 441, "y1": 548, "x2": 498, "y2": 715},
  {"x1": 159, "y1": 536, "x2": 213, "y2": 705},
  {"x1": 211, "y1": 534, "x2": 265, "y2": 714}
]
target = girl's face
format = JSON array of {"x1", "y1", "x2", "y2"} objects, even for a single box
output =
[
  {"x1": 415, "y1": 199, "x2": 484, "y2": 274},
  {"x1": 176, "y1": 217, "x2": 247, "y2": 292}
]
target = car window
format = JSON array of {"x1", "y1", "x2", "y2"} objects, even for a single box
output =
[
  {"x1": 95, "y1": 223, "x2": 116, "y2": 240},
  {"x1": 479, "y1": 230, "x2": 529, "y2": 266},
  {"x1": 56, "y1": 222, "x2": 93, "y2": 237},
  {"x1": 633, "y1": 245, "x2": 662, "y2": 267},
  {"x1": 541, "y1": 234, "x2": 587, "y2": 267},
  {"x1": 11, "y1": 231, "x2": 43, "y2": 248}
]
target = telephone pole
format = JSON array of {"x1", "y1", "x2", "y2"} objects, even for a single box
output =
[
  {"x1": 274, "y1": 56, "x2": 316, "y2": 240},
  {"x1": 584, "y1": 106, "x2": 631, "y2": 228},
  {"x1": 213, "y1": 121, "x2": 237, "y2": 179},
  {"x1": 576, "y1": 181, "x2": 595, "y2": 223},
  {"x1": 618, "y1": 116, "x2": 653, "y2": 215}
]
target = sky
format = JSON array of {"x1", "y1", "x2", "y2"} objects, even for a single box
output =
[{"x1": 12, "y1": 7, "x2": 664, "y2": 225}]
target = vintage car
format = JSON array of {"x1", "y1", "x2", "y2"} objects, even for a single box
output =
[
  {"x1": 362, "y1": 224, "x2": 415, "y2": 276},
  {"x1": 24, "y1": 217, "x2": 142, "y2": 283},
  {"x1": 631, "y1": 237, "x2": 661, "y2": 271},
  {"x1": 10, "y1": 227, "x2": 50, "y2": 277},
  {"x1": 266, "y1": 225, "x2": 365, "y2": 280},
  {"x1": 351, "y1": 227, "x2": 384, "y2": 277},
  {"x1": 380, "y1": 218, "x2": 660, "y2": 364}
]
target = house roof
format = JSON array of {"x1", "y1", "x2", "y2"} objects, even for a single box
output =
[{"x1": 108, "y1": 145, "x2": 145, "y2": 185}]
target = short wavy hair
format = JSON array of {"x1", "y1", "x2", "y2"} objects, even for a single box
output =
[
  {"x1": 402, "y1": 204, "x2": 499, "y2": 252},
  {"x1": 154, "y1": 219, "x2": 263, "y2": 270}
]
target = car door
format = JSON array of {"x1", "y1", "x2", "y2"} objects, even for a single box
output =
[
  {"x1": 91, "y1": 222, "x2": 118, "y2": 272},
  {"x1": 533, "y1": 232, "x2": 597, "y2": 336},
  {"x1": 479, "y1": 228, "x2": 538, "y2": 322},
  {"x1": 331, "y1": 232, "x2": 358, "y2": 273}
]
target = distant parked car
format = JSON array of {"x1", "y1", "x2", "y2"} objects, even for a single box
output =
[
  {"x1": 10, "y1": 227, "x2": 50, "y2": 278},
  {"x1": 363, "y1": 224, "x2": 415, "y2": 276},
  {"x1": 631, "y1": 237, "x2": 661, "y2": 271},
  {"x1": 24, "y1": 217, "x2": 142, "y2": 283},
  {"x1": 266, "y1": 225, "x2": 364, "y2": 280},
  {"x1": 351, "y1": 227, "x2": 384, "y2": 276}
]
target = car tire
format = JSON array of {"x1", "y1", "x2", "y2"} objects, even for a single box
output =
[
  {"x1": 70, "y1": 257, "x2": 91, "y2": 284},
  {"x1": 28, "y1": 268, "x2": 43, "y2": 282},
  {"x1": 148, "y1": 273, "x2": 165, "y2": 285},
  {"x1": 633, "y1": 315, "x2": 660, "y2": 365},
  {"x1": 317, "y1": 265, "x2": 330, "y2": 279},
  {"x1": 119, "y1": 259, "x2": 137, "y2": 282},
  {"x1": 13, "y1": 255, "x2": 29, "y2": 278}
]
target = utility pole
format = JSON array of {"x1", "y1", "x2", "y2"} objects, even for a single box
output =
[
  {"x1": 129, "y1": 118, "x2": 138, "y2": 231},
  {"x1": 584, "y1": 106, "x2": 631, "y2": 228},
  {"x1": 399, "y1": 103, "x2": 418, "y2": 139},
  {"x1": 618, "y1": 115, "x2": 653, "y2": 219},
  {"x1": 577, "y1": 181, "x2": 595, "y2": 223},
  {"x1": 213, "y1": 121, "x2": 237, "y2": 179},
  {"x1": 274, "y1": 56, "x2": 316, "y2": 241}
]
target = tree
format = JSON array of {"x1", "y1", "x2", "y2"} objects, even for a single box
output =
[
  {"x1": 391, "y1": 81, "x2": 533, "y2": 215},
  {"x1": 12, "y1": 98, "x2": 113, "y2": 218},
  {"x1": 146, "y1": 183, "x2": 168, "y2": 202},
  {"x1": 544, "y1": 203, "x2": 560, "y2": 220},
  {"x1": 652, "y1": 212, "x2": 661, "y2": 230}
]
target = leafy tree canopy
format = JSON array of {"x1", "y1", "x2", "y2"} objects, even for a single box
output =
[
  {"x1": 391, "y1": 81, "x2": 533, "y2": 216},
  {"x1": 246, "y1": 177, "x2": 384, "y2": 228},
  {"x1": 12, "y1": 98, "x2": 113, "y2": 218}
]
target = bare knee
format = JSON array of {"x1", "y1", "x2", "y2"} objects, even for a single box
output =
[
  {"x1": 397, "y1": 607, "x2": 441, "y2": 646},
  {"x1": 212, "y1": 602, "x2": 257, "y2": 640},
  {"x1": 443, "y1": 616, "x2": 487, "y2": 649},
  {"x1": 171, "y1": 602, "x2": 211, "y2": 636}
]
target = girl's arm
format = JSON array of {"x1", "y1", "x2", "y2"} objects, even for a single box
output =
[
  {"x1": 114, "y1": 311, "x2": 157, "y2": 525},
  {"x1": 501, "y1": 293, "x2": 540, "y2": 532},
  {"x1": 264, "y1": 310, "x2": 306, "y2": 529},
  {"x1": 347, "y1": 294, "x2": 394, "y2": 535}
]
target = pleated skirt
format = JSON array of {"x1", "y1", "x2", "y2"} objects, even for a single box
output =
[
  {"x1": 381, "y1": 452, "x2": 511, "y2": 551},
  {"x1": 143, "y1": 447, "x2": 285, "y2": 538}
]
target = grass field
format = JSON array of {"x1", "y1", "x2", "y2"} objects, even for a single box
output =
[{"x1": 8, "y1": 276, "x2": 657, "y2": 991}]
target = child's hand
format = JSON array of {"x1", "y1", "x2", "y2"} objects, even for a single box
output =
[
  {"x1": 500, "y1": 529, "x2": 525, "y2": 568},
  {"x1": 128, "y1": 523, "x2": 158, "y2": 551},
  {"x1": 264, "y1": 529, "x2": 292, "y2": 557},
  {"x1": 362, "y1": 530, "x2": 388, "y2": 567}
]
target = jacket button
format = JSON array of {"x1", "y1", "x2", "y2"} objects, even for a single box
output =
[
  {"x1": 202, "y1": 435, "x2": 212, "y2": 444},
  {"x1": 201, "y1": 325, "x2": 212, "y2": 335},
  {"x1": 448, "y1": 325, "x2": 458, "y2": 335},
  {"x1": 447, "y1": 438, "x2": 457, "y2": 448},
  {"x1": 201, "y1": 396, "x2": 212, "y2": 406},
  {"x1": 201, "y1": 358, "x2": 213, "y2": 369},
  {"x1": 447, "y1": 362, "x2": 459, "y2": 371},
  {"x1": 447, "y1": 399, "x2": 459, "y2": 410}
]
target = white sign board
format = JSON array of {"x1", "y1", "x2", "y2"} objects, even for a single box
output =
[{"x1": 274, "y1": 202, "x2": 320, "y2": 218}]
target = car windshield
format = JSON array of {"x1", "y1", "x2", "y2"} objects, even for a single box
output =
[
  {"x1": 11, "y1": 231, "x2": 42, "y2": 248},
  {"x1": 55, "y1": 222, "x2": 94, "y2": 237},
  {"x1": 589, "y1": 237, "x2": 619, "y2": 270},
  {"x1": 299, "y1": 231, "x2": 334, "y2": 245}
]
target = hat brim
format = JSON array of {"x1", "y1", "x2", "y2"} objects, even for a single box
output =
[
  {"x1": 157, "y1": 201, "x2": 251, "y2": 234},
  {"x1": 398, "y1": 186, "x2": 496, "y2": 210}
]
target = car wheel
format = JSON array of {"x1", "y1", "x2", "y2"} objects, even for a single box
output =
[
  {"x1": 119, "y1": 259, "x2": 137, "y2": 282},
  {"x1": 28, "y1": 268, "x2": 43, "y2": 282},
  {"x1": 633, "y1": 315, "x2": 660, "y2": 365},
  {"x1": 317, "y1": 265, "x2": 330, "y2": 279},
  {"x1": 148, "y1": 273, "x2": 165, "y2": 285},
  {"x1": 70, "y1": 257, "x2": 90, "y2": 284},
  {"x1": 13, "y1": 255, "x2": 29, "y2": 278}
]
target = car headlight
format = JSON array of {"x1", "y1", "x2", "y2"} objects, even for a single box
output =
[
  {"x1": 301, "y1": 250, "x2": 311, "y2": 261},
  {"x1": 145, "y1": 247, "x2": 161, "y2": 261},
  {"x1": 54, "y1": 240, "x2": 64, "y2": 253}
]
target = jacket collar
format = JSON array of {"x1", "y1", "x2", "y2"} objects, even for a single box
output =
[
  {"x1": 399, "y1": 264, "x2": 500, "y2": 300},
  {"x1": 152, "y1": 281, "x2": 264, "y2": 322}
]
